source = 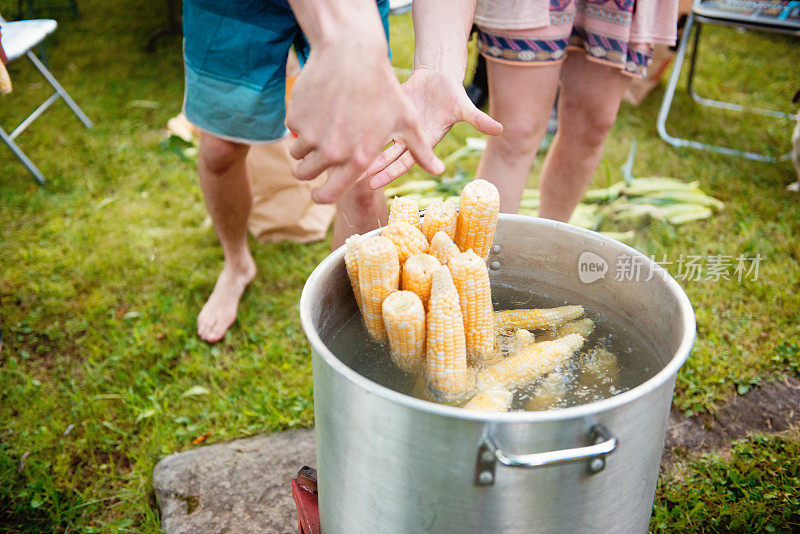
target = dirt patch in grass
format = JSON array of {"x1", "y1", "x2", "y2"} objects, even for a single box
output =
[{"x1": 663, "y1": 376, "x2": 800, "y2": 468}]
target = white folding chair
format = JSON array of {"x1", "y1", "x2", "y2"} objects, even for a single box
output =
[{"x1": 0, "y1": 16, "x2": 92, "y2": 183}]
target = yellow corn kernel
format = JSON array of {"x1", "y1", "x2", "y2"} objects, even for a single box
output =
[
  {"x1": 358, "y1": 236, "x2": 400, "y2": 340},
  {"x1": 464, "y1": 386, "x2": 513, "y2": 412},
  {"x1": 382, "y1": 291, "x2": 426, "y2": 373},
  {"x1": 578, "y1": 348, "x2": 619, "y2": 398},
  {"x1": 494, "y1": 305, "x2": 585, "y2": 333},
  {"x1": 426, "y1": 266, "x2": 470, "y2": 402},
  {"x1": 525, "y1": 372, "x2": 566, "y2": 411},
  {"x1": 428, "y1": 231, "x2": 460, "y2": 266},
  {"x1": 557, "y1": 317, "x2": 595, "y2": 338},
  {"x1": 344, "y1": 234, "x2": 363, "y2": 312},
  {"x1": 496, "y1": 328, "x2": 535, "y2": 357},
  {"x1": 509, "y1": 329, "x2": 536, "y2": 354},
  {"x1": 388, "y1": 196, "x2": 420, "y2": 228},
  {"x1": 537, "y1": 317, "x2": 595, "y2": 342},
  {"x1": 421, "y1": 199, "x2": 457, "y2": 242},
  {"x1": 382, "y1": 222, "x2": 428, "y2": 264},
  {"x1": 448, "y1": 250, "x2": 495, "y2": 365},
  {"x1": 401, "y1": 253, "x2": 440, "y2": 308},
  {"x1": 454, "y1": 179, "x2": 500, "y2": 259},
  {"x1": 476, "y1": 334, "x2": 585, "y2": 392}
]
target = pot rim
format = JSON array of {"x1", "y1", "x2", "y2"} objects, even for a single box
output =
[{"x1": 300, "y1": 214, "x2": 696, "y2": 422}]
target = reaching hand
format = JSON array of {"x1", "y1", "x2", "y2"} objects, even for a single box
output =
[
  {"x1": 362, "y1": 67, "x2": 503, "y2": 190},
  {"x1": 285, "y1": 45, "x2": 445, "y2": 204}
]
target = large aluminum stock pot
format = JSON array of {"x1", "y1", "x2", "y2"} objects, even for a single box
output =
[{"x1": 299, "y1": 214, "x2": 695, "y2": 534}]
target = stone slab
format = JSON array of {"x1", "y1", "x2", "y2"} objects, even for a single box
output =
[{"x1": 153, "y1": 428, "x2": 315, "y2": 534}]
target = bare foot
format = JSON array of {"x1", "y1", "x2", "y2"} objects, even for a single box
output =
[{"x1": 197, "y1": 256, "x2": 257, "y2": 342}]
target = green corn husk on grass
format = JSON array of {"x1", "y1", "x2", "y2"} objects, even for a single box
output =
[
  {"x1": 383, "y1": 180, "x2": 439, "y2": 198},
  {"x1": 582, "y1": 182, "x2": 625, "y2": 203},
  {"x1": 385, "y1": 138, "x2": 723, "y2": 234},
  {"x1": 444, "y1": 137, "x2": 487, "y2": 163},
  {"x1": 620, "y1": 139, "x2": 637, "y2": 186},
  {"x1": 568, "y1": 204, "x2": 604, "y2": 230},
  {"x1": 519, "y1": 198, "x2": 540, "y2": 210},
  {"x1": 604, "y1": 199, "x2": 714, "y2": 224},
  {"x1": 627, "y1": 190, "x2": 724, "y2": 209},
  {"x1": 599, "y1": 230, "x2": 636, "y2": 245}
]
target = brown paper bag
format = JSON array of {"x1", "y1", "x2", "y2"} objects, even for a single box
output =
[{"x1": 246, "y1": 138, "x2": 336, "y2": 243}]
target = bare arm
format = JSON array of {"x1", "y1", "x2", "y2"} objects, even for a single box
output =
[
  {"x1": 412, "y1": 0, "x2": 476, "y2": 81},
  {"x1": 285, "y1": 0, "x2": 445, "y2": 204},
  {"x1": 362, "y1": 0, "x2": 502, "y2": 188}
]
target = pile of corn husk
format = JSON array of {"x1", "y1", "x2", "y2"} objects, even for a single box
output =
[{"x1": 385, "y1": 139, "x2": 724, "y2": 245}]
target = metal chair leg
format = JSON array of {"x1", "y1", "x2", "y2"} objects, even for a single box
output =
[
  {"x1": 686, "y1": 20, "x2": 794, "y2": 120},
  {"x1": 27, "y1": 50, "x2": 93, "y2": 128},
  {"x1": 657, "y1": 14, "x2": 787, "y2": 163},
  {"x1": 0, "y1": 126, "x2": 46, "y2": 184},
  {"x1": 686, "y1": 20, "x2": 701, "y2": 97}
]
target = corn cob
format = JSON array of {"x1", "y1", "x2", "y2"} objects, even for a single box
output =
[
  {"x1": 464, "y1": 386, "x2": 513, "y2": 412},
  {"x1": 448, "y1": 250, "x2": 495, "y2": 365},
  {"x1": 344, "y1": 234, "x2": 363, "y2": 312},
  {"x1": 417, "y1": 196, "x2": 447, "y2": 210},
  {"x1": 525, "y1": 372, "x2": 566, "y2": 411},
  {"x1": 421, "y1": 199, "x2": 458, "y2": 242},
  {"x1": 357, "y1": 236, "x2": 400, "y2": 340},
  {"x1": 388, "y1": 196, "x2": 420, "y2": 228},
  {"x1": 537, "y1": 318, "x2": 595, "y2": 342},
  {"x1": 497, "y1": 328, "x2": 534, "y2": 358},
  {"x1": 382, "y1": 291, "x2": 426, "y2": 373},
  {"x1": 578, "y1": 348, "x2": 619, "y2": 398},
  {"x1": 382, "y1": 222, "x2": 428, "y2": 264},
  {"x1": 494, "y1": 305, "x2": 584, "y2": 333},
  {"x1": 428, "y1": 231, "x2": 460, "y2": 266},
  {"x1": 475, "y1": 334, "x2": 584, "y2": 392},
  {"x1": 401, "y1": 253, "x2": 440, "y2": 309},
  {"x1": 426, "y1": 266, "x2": 470, "y2": 402},
  {"x1": 509, "y1": 329, "x2": 536, "y2": 354},
  {"x1": 454, "y1": 179, "x2": 500, "y2": 259},
  {"x1": 558, "y1": 317, "x2": 594, "y2": 337}
]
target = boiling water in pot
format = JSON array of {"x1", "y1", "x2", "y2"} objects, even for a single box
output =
[{"x1": 325, "y1": 283, "x2": 661, "y2": 411}]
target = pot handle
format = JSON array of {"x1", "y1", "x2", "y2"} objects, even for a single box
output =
[{"x1": 474, "y1": 425, "x2": 616, "y2": 486}]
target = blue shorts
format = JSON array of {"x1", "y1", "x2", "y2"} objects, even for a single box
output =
[{"x1": 183, "y1": 0, "x2": 390, "y2": 144}]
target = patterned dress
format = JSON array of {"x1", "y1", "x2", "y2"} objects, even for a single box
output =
[{"x1": 474, "y1": 0, "x2": 679, "y2": 77}]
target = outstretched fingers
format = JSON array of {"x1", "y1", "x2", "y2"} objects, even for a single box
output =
[
  {"x1": 397, "y1": 119, "x2": 444, "y2": 177},
  {"x1": 368, "y1": 150, "x2": 416, "y2": 190},
  {"x1": 362, "y1": 139, "x2": 406, "y2": 178}
]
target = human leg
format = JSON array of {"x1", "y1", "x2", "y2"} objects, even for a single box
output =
[
  {"x1": 196, "y1": 132, "x2": 257, "y2": 342},
  {"x1": 475, "y1": 59, "x2": 562, "y2": 213},
  {"x1": 184, "y1": 0, "x2": 300, "y2": 341},
  {"x1": 537, "y1": 54, "x2": 633, "y2": 222},
  {"x1": 332, "y1": 180, "x2": 388, "y2": 249}
]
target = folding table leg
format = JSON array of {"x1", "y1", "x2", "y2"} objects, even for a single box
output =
[
  {"x1": 27, "y1": 51, "x2": 93, "y2": 128},
  {"x1": 0, "y1": 126, "x2": 46, "y2": 184}
]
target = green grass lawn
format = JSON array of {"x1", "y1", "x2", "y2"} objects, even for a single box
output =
[{"x1": 1, "y1": 1, "x2": 799, "y2": 531}]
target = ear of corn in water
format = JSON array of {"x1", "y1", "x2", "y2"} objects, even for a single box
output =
[{"x1": 332, "y1": 187, "x2": 659, "y2": 412}]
